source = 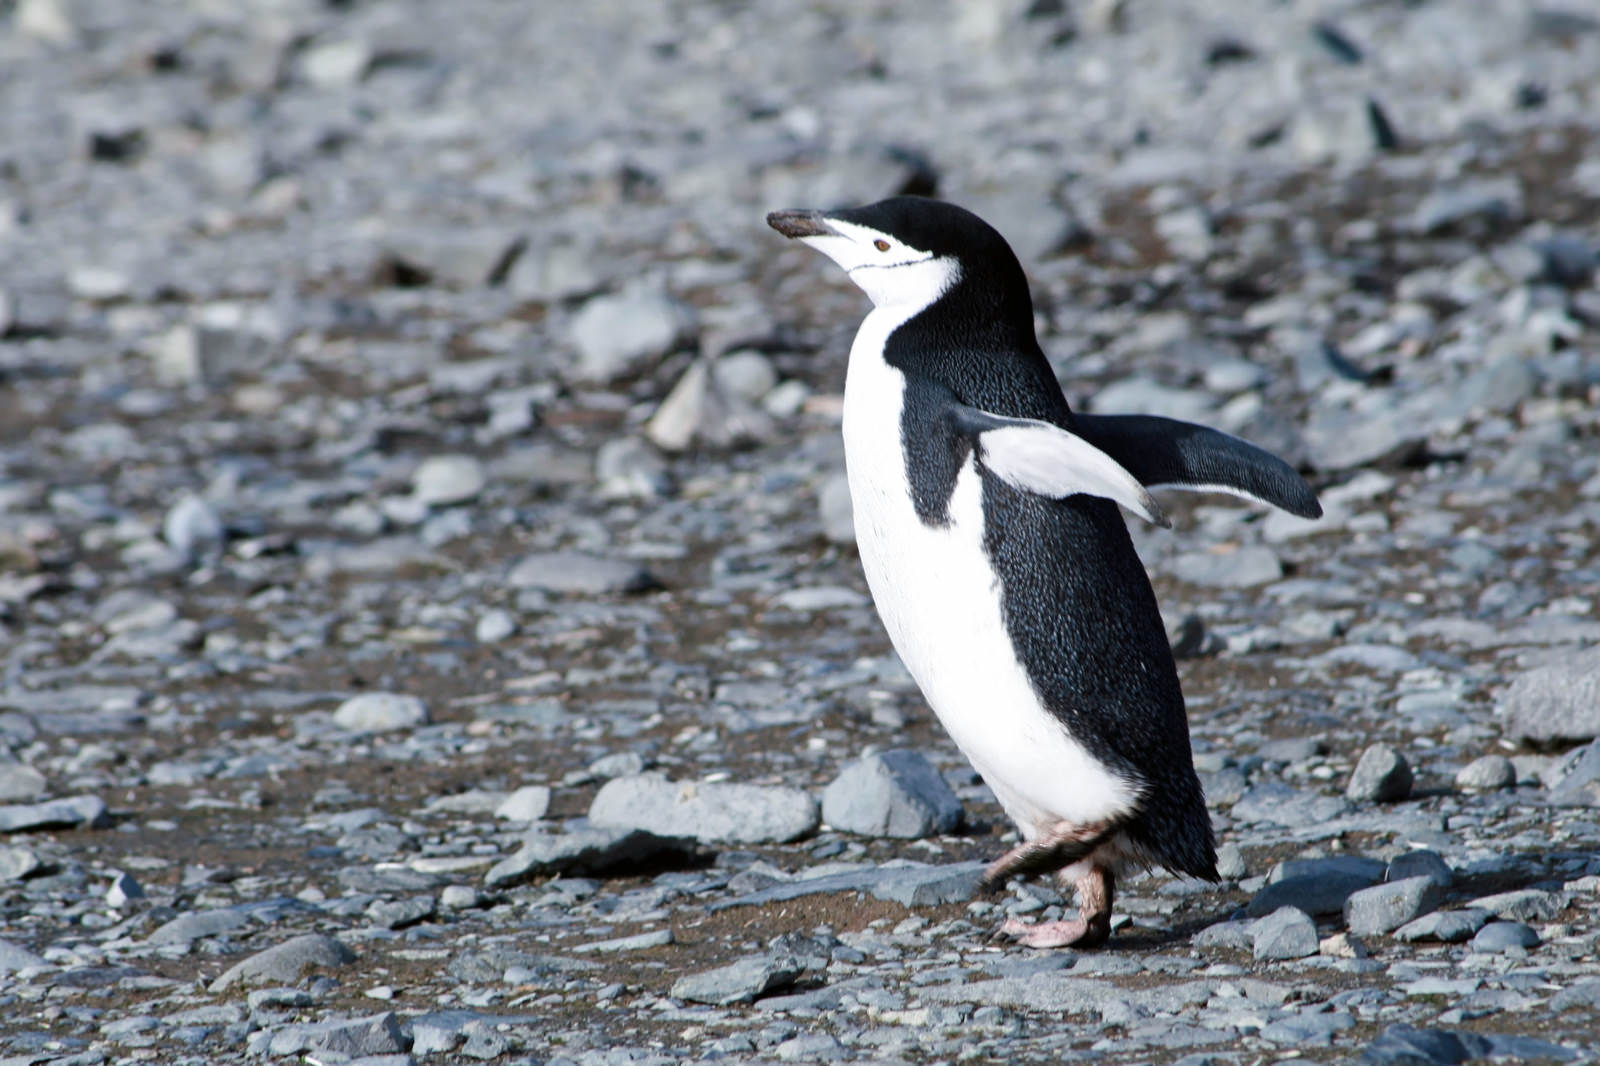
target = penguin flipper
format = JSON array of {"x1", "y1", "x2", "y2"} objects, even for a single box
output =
[
  {"x1": 1072, "y1": 413, "x2": 1323, "y2": 520},
  {"x1": 948, "y1": 405, "x2": 1171, "y2": 528}
]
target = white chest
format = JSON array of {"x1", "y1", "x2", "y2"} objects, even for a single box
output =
[{"x1": 838, "y1": 309, "x2": 1138, "y2": 834}]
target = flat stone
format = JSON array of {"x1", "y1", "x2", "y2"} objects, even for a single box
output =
[
  {"x1": 333, "y1": 693, "x2": 430, "y2": 733},
  {"x1": 412, "y1": 455, "x2": 487, "y2": 507},
  {"x1": 1469, "y1": 921, "x2": 1540, "y2": 954},
  {"x1": 147, "y1": 907, "x2": 250, "y2": 946},
  {"x1": 0, "y1": 937, "x2": 47, "y2": 973},
  {"x1": 1268, "y1": 856, "x2": 1387, "y2": 884},
  {"x1": 0, "y1": 763, "x2": 47, "y2": 802},
  {"x1": 265, "y1": 1011, "x2": 407, "y2": 1059},
  {"x1": 1231, "y1": 783, "x2": 1349, "y2": 828},
  {"x1": 1395, "y1": 908, "x2": 1491, "y2": 944},
  {"x1": 1344, "y1": 876, "x2": 1442, "y2": 935},
  {"x1": 1259, "y1": 1010, "x2": 1356, "y2": 1045},
  {"x1": 671, "y1": 954, "x2": 803, "y2": 1005},
  {"x1": 1547, "y1": 740, "x2": 1600, "y2": 806},
  {"x1": 570, "y1": 928, "x2": 674, "y2": 954},
  {"x1": 0, "y1": 794, "x2": 110, "y2": 832},
  {"x1": 1170, "y1": 546, "x2": 1283, "y2": 588},
  {"x1": 589, "y1": 773, "x2": 819, "y2": 845},
  {"x1": 1345, "y1": 743, "x2": 1413, "y2": 802},
  {"x1": 1363, "y1": 1025, "x2": 1580, "y2": 1065},
  {"x1": 1466, "y1": 888, "x2": 1565, "y2": 922},
  {"x1": 871, "y1": 861, "x2": 984, "y2": 906},
  {"x1": 1252, "y1": 906, "x2": 1319, "y2": 961},
  {"x1": 1456, "y1": 754, "x2": 1517, "y2": 792},
  {"x1": 366, "y1": 896, "x2": 436, "y2": 930},
  {"x1": 1551, "y1": 978, "x2": 1600, "y2": 1012},
  {"x1": 209, "y1": 934, "x2": 356, "y2": 992},
  {"x1": 1248, "y1": 872, "x2": 1375, "y2": 918},
  {"x1": 483, "y1": 822, "x2": 696, "y2": 886},
  {"x1": 0, "y1": 844, "x2": 43, "y2": 881},
  {"x1": 821, "y1": 750, "x2": 963, "y2": 839},
  {"x1": 1501, "y1": 649, "x2": 1600, "y2": 743},
  {"x1": 507, "y1": 552, "x2": 658, "y2": 595},
  {"x1": 495, "y1": 785, "x2": 552, "y2": 822},
  {"x1": 568, "y1": 285, "x2": 694, "y2": 384}
]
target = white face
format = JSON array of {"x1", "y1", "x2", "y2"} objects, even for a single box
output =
[{"x1": 798, "y1": 218, "x2": 961, "y2": 311}]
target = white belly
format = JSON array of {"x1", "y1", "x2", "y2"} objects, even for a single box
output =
[{"x1": 841, "y1": 310, "x2": 1138, "y2": 838}]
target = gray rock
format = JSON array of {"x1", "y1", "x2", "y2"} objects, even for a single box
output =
[
  {"x1": 1548, "y1": 740, "x2": 1600, "y2": 806},
  {"x1": 209, "y1": 933, "x2": 356, "y2": 992},
  {"x1": 163, "y1": 493, "x2": 224, "y2": 560},
  {"x1": 1456, "y1": 754, "x2": 1517, "y2": 792},
  {"x1": 1412, "y1": 178, "x2": 1523, "y2": 233},
  {"x1": 822, "y1": 750, "x2": 963, "y2": 839},
  {"x1": 1259, "y1": 1010, "x2": 1356, "y2": 1046},
  {"x1": 1231, "y1": 783, "x2": 1349, "y2": 828},
  {"x1": 1193, "y1": 920, "x2": 1256, "y2": 951},
  {"x1": 333, "y1": 693, "x2": 430, "y2": 733},
  {"x1": 671, "y1": 954, "x2": 803, "y2": 1005},
  {"x1": 1469, "y1": 921, "x2": 1540, "y2": 954},
  {"x1": 0, "y1": 937, "x2": 47, "y2": 973},
  {"x1": 1301, "y1": 403, "x2": 1428, "y2": 472},
  {"x1": 412, "y1": 455, "x2": 487, "y2": 507},
  {"x1": 588, "y1": 751, "x2": 650, "y2": 780},
  {"x1": 1467, "y1": 888, "x2": 1565, "y2": 922},
  {"x1": 872, "y1": 862, "x2": 984, "y2": 906},
  {"x1": 646, "y1": 356, "x2": 772, "y2": 453},
  {"x1": 1170, "y1": 546, "x2": 1283, "y2": 588},
  {"x1": 1394, "y1": 908, "x2": 1491, "y2": 943},
  {"x1": 570, "y1": 928, "x2": 675, "y2": 954},
  {"x1": 495, "y1": 785, "x2": 552, "y2": 822},
  {"x1": 381, "y1": 229, "x2": 525, "y2": 289},
  {"x1": 818, "y1": 473, "x2": 854, "y2": 546},
  {"x1": 0, "y1": 844, "x2": 42, "y2": 881},
  {"x1": 1252, "y1": 906, "x2": 1319, "y2": 961},
  {"x1": 1386, "y1": 850, "x2": 1453, "y2": 888},
  {"x1": 1247, "y1": 873, "x2": 1376, "y2": 918},
  {"x1": 299, "y1": 38, "x2": 375, "y2": 88},
  {"x1": 366, "y1": 896, "x2": 436, "y2": 930},
  {"x1": 507, "y1": 551, "x2": 658, "y2": 595},
  {"x1": 147, "y1": 907, "x2": 250, "y2": 946},
  {"x1": 506, "y1": 239, "x2": 601, "y2": 303},
  {"x1": 1344, "y1": 876, "x2": 1442, "y2": 935},
  {"x1": 265, "y1": 1012, "x2": 408, "y2": 1059},
  {"x1": 1501, "y1": 649, "x2": 1600, "y2": 744},
  {"x1": 0, "y1": 794, "x2": 110, "y2": 833},
  {"x1": 590, "y1": 772, "x2": 819, "y2": 844},
  {"x1": 0, "y1": 763, "x2": 46, "y2": 802},
  {"x1": 1345, "y1": 743, "x2": 1413, "y2": 803},
  {"x1": 483, "y1": 822, "x2": 695, "y2": 886},
  {"x1": 1551, "y1": 978, "x2": 1600, "y2": 1012},
  {"x1": 474, "y1": 608, "x2": 518, "y2": 644},
  {"x1": 568, "y1": 285, "x2": 693, "y2": 383},
  {"x1": 1268, "y1": 856, "x2": 1387, "y2": 884}
]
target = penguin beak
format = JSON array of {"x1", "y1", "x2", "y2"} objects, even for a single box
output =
[{"x1": 766, "y1": 209, "x2": 836, "y2": 240}]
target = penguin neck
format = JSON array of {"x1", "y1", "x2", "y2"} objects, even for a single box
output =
[{"x1": 878, "y1": 268, "x2": 1069, "y2": 424}]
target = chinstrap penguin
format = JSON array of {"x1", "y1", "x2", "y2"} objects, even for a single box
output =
[{"x1": 767, "y1": 196, "x2": 1321, "y2": 948}]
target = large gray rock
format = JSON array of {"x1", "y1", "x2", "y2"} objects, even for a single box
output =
[
  {"x1": 0, "y1": 845, "x2": 42, "y2": 882},
  {"x1": 1386, "y1": 850, "x2": 1453, "y2": 888},
  {"x1": 0, "y1": 937, "x2": 46, "y2": 973},
  {"x1": 1469, "y1": 922, "x2": 1540, "y2": 954},
  {"x1": 1170, "y1": 546, "x2": 1282, "y2": 588},
  {"x1": 1345, "y1": 743, "x2": 1413, "y2": 803},
  {"x1": 590, "y1": 773, "x2": 818, "y2": 844},
  {"x1": 1501, "y1": 650, "x2": 1600, "y2": 744},
  {"x1": 1252, "y1": 906, "x2": 1319, "y2": 961},
  {"x1": 568, "y1": 285, "x2": 694, "y2": 383},
  {"x1": 822, "y1": 750, "x2": 963, "y2": 839},
  {"x1": 1395, "y1": 908, "x2": 1491, "y2": 944},
  {"x1": 484, "y1": 822, "x2": 695, "y2": 886},
  {"x1": 0, "y1": 764, "x2": 46, "y2": 803},
  {"x1": 671, "y1": 954, "x2": 803, "y2": 1005},
  {"x1": 210, "y1": 934, "x2": 356, "y2": 992},
  {"x1": 0, "y1": 795, "x2": 110, "y2": 833},
  {"x1": 507, "y1": 552, "x2": 658, "y2": 595},
  {"x1": 333, "y1": 692, "x2": 430, "y2": 733},
  {"x1": 147, "y1": 907, "x2": 251, "y2": 946},
  {"x1": 1247, "y1": 873, "x2": 1375, "y2": 918},
  {"x1": 1344, "y1": 876, "x2": 1442, "y2": 935},
  {"x1": 1547, "y1": 740, "x2": 1600, "y2": 806},
  {"x1": 264, "y1": 1012, "x2": 408, "y2": 1059},
  {"x1": 1466, "y1": 888, "x2": 1566, "y2": 922},
  {"x1": 1456, "y1": 754, "x2": 1517, "y2": 792}
]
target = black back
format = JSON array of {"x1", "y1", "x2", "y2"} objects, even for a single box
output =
[{"x1": 865, "y1": 197, "x2": 1217, "y2": 881}]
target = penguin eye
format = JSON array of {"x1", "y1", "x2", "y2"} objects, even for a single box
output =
[{"x1": 873, "y1": 239, "x2": 890, "y2": 252}]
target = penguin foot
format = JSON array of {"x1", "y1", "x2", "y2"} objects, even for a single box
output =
[
  {"x1": 998, "y1": 916, "x2": 1107, "y2": 949},
  {"x1": 979, "y1": 819, "x2": 1115, "y2": 888}
]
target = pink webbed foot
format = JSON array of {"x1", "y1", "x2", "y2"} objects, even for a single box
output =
[{"x1": 998, "y1": 916, "x2": 1102, "y2": 949}]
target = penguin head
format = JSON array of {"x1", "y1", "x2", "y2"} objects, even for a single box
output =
[{"x1": 767, "y1": 196, "x2": 1029, "y2": 317}]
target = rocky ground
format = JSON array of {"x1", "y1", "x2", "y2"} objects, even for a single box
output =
[{"x1": 2, "y1": 0, "x2": 1600, "y2": 1063}]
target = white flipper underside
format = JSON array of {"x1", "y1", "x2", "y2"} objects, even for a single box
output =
[{"x1": 975, "y1": 420, "x2": 1170, "y2": 528}]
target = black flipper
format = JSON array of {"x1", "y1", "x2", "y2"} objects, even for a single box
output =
[{"x1": 1072, "y1": 413, "x2": 1323, "y2": 519}]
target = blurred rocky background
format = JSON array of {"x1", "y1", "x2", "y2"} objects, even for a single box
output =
[{"x1": 1, "y1": 0, "x2": 1599, "y2": 1063}]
